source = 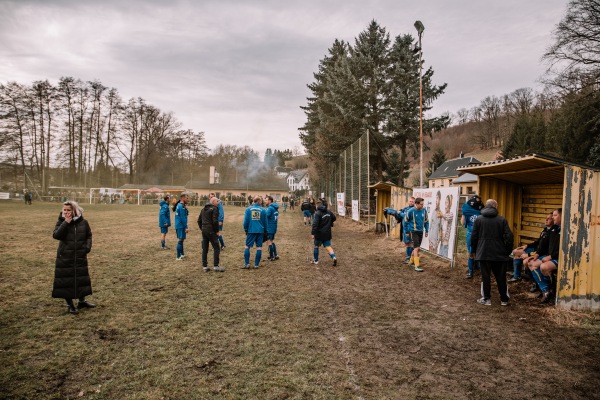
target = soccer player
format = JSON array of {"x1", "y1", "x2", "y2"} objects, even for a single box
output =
[
  {"x1": 404, "y1": 197, "x2": 429, "y2": 272},
  {"x1": 265, "y1": 196, "x2": 280, "y2": 261},
  {"x1": 158, "y1": 195, "x2": 171, "y2": 250},
  {"x1": 311, "y1": 200, "x2": 337, "y2": 266},
  {"x1": 242, "y1": 197, "x2": 268, "y2": 269},
  {"x1": 399, "y1": 197, "x2": 416, "y2": 265},
  {"x1": 174, "y1": 193, "x2": 190, "y2": 261},
  {"x1": 461, "y1": 194, "x2": 483, "y2": 278}
]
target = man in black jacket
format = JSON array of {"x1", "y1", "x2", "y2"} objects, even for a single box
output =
[
  {"x1": 470, "y1": 199, "x2": 514, "y2": 306},
  {"x1": 311, "y1": 200, "x2": 337, "y2": 266},
  {"x1": 198, "y1": 197, "x2": 224, "y2": 272}
]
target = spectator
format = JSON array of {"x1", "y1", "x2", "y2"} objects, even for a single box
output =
[
  {"x1": 470, "y1": 199, "x2": 513, "y2": 306},
  {"x1": 529, "y1": 208, "x2": 562, "y2": 304},
  {"x1": 508, "y1": 213, "x2": 553, "y2": 283}
]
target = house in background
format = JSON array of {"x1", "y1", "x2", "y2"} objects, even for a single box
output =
[
  {"x1": 452, "y1": 172, "x2": 479, "y2": 195},
  {"x1": 428, "y1": 153, "x2": 481, "y2": 189},
  {"x1": 287, "y1": 169, "x2": 310, "y2": 192},
  {"x1": 275, "y1": 166, "x2": 293, "y2": 178}
]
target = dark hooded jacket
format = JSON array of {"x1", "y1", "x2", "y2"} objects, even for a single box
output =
[
  {"x1": 52, "y1": 213, "x2": 93, "y2": 299},
  {"x1": 312, "y1": 204, "x2": 336, "y2": 241},
  {"x1": 470, "y1": 206, "x2": 513, "y2": 261},
  {"x1": 197, "y1": 203, "x2": 219, "y2": 235}
]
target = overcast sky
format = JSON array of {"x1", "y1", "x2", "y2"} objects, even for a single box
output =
[{"x1": 0, "y1": 0, "x2": 568, "y2": 157}]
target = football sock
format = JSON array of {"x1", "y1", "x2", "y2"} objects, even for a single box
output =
[
  {"x1": 255, "y1": 249, "x2": 262, "y2": 266},
  {"x1": 244, "y1": 248, "x2": 250, "y2": 265}
]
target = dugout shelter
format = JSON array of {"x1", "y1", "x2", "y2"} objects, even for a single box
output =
[
  {"x1": 458, "y1": 154, "x2": 600, "y2": 311},
  {"x1": 369, "y1": 181, "x2": 412, "y2": 239}
]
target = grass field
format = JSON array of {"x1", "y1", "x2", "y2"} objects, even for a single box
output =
[{"x1": 1, "y1": 201, "x2": 599, "y2": 399}]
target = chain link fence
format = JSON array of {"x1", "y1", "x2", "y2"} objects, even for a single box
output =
[{"x1": 315, "y1": 132, "x2": 372, "y2": 223}]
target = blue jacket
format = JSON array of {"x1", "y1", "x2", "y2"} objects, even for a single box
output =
[
  {"x1": 217, "y1": 201, "x2": 224, "y2": 223},
  {"x1": 243, "y1": 203, "x2": 267, "y2": 234},
  {"x1": 174, "y1": 202, "x2": 188, "y2": 230},
  {"x1": 266, "y1": 203, "x2": 279, "y2": 234},
  {"x1": 462, "y1": 202, "x2": 481, "y2": 232},
  {"x1": 400, "y1": 205, "x2": 414, "y2": 234},
  {"x1": 159, "y1": 200, "x2": 171, "y2": 227},
  {"x1": 404, "y1": 207, "x2": 429, "y2": 233}
]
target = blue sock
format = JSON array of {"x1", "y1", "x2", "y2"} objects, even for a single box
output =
[
  {"x1": 255, "y1": 249, "x2": 262, "y2": 266},
  {"x1": 273, "y1": 243, "x2": 277, "y2": 256},
  {"x1": 539, "y1": 274, "x2": 551, "y2": 293},
  {"x1": 161, "y1": 239, "x2": 165, "y2": 248},
  {"x1": 244, "y1": 248, "x2": 250, "y2": 265},
  {"x1": 269, "y1": 244, "x2": 273, "y2": 258},
  {"x1": 513, "y1": 259, "x2": 522, "y2": 277},
  {"x1": 177, "y1": 240, "x2": 184, "y2": 258},
  {"x1": 218, "y1": 235, "x2": 225, "y2": 247},
  {"x1": 314, "y1": 247, "x2": 319, "y2": 262},
  {"x1": 330, "y1": 252, "x2": 336, "y2": 259},
  {"x1": 406, "y1": 247, "x2": 414, "y2": 259},
  {"x1": 468, "y1": 257, "x2": 474, "y2": 275},
  {"x1": 532, "y1": 268, "x2": 543, "y2": 289}
]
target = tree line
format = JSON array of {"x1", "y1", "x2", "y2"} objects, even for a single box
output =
[
  {"x1": 0, "y1": 77, "x2": 297, "y2": 192},
  {"x1": 299, "y1": 20, "x2": 449, "y2": 187}
]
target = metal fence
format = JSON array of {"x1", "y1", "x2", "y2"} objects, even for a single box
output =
[{"x1": 315, "y1": 132, "x2": 371, "y2": 222}]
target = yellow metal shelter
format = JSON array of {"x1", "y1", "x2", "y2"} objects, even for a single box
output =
[
  {"x1": 459, "y1": 154, "x2": 600, "y2": 311},
  {"x1": 369, "y1": 182, "x2": 412, "y2": 239}
]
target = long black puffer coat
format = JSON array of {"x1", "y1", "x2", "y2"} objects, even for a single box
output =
[{"x1": 52, "y1": 213, "x2": 93, "y2": 299}]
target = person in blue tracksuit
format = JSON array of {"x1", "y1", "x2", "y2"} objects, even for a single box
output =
[
  {"x1": 158, "y1": 195, "x2": 171, "y2": 250},
  {"x1": 400, "y1": 197, "x2": 416, "y2": 263},
  {"x1": 209, "y1": 192, "x2": 226, "y2": 250},
  {"x1": 265, "y1": 196, "x2": 280, "y2": 261},
  {"x1": 242, "y1": 196, "x2": 268, "y2": 269},
  {"x1": 174, "y1": 193, "x2": 190, "y2": 260},
  {"x1": 404, "y1": 197, "x2": 429, "y2": 272},
  {"x1": 461, "y1": 194, "x2": 483, "y2": 279}
]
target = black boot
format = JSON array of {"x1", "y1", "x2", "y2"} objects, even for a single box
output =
[
  {"x1": 78, "y1": 298, "x2": 96, "y2": 309},
  {"x1": 66, "y1": 299, "x2": 78, "y2": 314}
]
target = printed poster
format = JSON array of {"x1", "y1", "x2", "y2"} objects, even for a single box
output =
[
  {"x1": 412, "y1": 187, "x2": 460, "y2": 261},
  {"x1": 337, "y1": 193, "x2": 346, "y2": 216},
  {"x1": 352, "y1": 200, "x2": 359, "y2": 221}
]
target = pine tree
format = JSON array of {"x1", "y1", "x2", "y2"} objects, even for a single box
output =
[{"x1": 426, "y1": 148, "x2": 447, "y2": 178}]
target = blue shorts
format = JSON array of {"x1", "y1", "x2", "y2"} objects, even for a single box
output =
[
  {"x1": 245, "y1": 233, "x2": 264, "y2": 248},
  {"x1": 267, "y1": 233, "x2": 276, "y2": 241},
  {"x1": 176, "y1": 229, "x2": 186, "y2": 240},
  {"x1": 160, "y1": 226, "x2": 169, "y2": 234},
  {"x1": 403, "y1": 232, "x2": 412, "y2": 244},
  {"x1": 524, "y1": 247, "x2": 535, "y2": 255},
  {"x1": 314, "y1": 239, "x2": 332, "y2": 247},
  {"x1": 303, "y1": 210, "x2": 311, "y2": 217}
]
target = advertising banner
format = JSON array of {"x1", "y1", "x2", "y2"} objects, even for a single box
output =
[
  {"x1": 337, "y1": 193, "x2": 346, "y2": 216},
  {"x1": 352, "y1": 200, "x2": 359, "y2": 221},
  {"x1": 412, "y1": 187, "x2": 460, "y2": 261}
]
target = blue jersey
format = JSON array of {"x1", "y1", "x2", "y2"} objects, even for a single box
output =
[
  {"x1": 404, "y1": 207, "x2": 429, "y2": 233},
  {"x1": 266, "y1": 203, "x2": 279, "y2": 234},
  {"x1": 243, "y1": 203, "x2": 267, "y2": 234},
  {"x1": 158, "y1": 200, "x2": 171, "y2": 227},
  {"x1": 400, "y1": 205, "x2": 414, "y2": 234},
  {"x1": 174, "y1": 202, "x2": 188, "y2": 230},
  {"x1": 461, "y1": 202, "x2": 481, "y2": 232}
]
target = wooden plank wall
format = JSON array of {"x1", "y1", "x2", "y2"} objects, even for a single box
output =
[{"x1": 519, "y1": 184, "x2": 563, "y2": 244}]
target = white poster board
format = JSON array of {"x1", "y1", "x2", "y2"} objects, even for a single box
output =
[
  {"x1": 352, "y1": 200, "x2": 359, "y2": 221},
  {"x1": 337, "y1": 193, "x2": 346, "y2": 216},
  {"x1": 412, "y1": 187, "x2": 460, "y2": 261}
]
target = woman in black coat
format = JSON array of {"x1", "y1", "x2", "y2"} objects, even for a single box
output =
[{"x1": 52, "y1": 200, "x2": 96, "y2": 314}]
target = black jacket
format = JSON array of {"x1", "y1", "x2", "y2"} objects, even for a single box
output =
[
  {"x1": 312, "y1": 204, "x2": 336, "y2": 241},
  {"x1": 52, "y1": 214, "x2": 93, "y2": 299},
  {"x1": 470, "y1": 206, "x2": 513, "y2": 261},
  {"x1": 197, "y1": 204, "x2": 219, "y2": 234},
  {"x1": 301, "y1": 201, "x2": 310, "y2": 211},
  {"x1": 545, "y1": 225, "x2": 561, "y2": 259},
  {"x1": 528, "y1": 226, "x2": 550, "y2": 252}
]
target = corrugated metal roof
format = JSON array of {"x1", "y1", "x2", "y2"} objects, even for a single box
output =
[
  {"x1": 452, "y1": 172, "x2": 478, "y2": 183},
  {"x1": 457, "y1": 153, "x2": 599, "y2": 185}
]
